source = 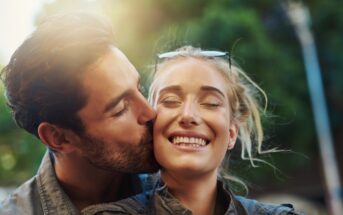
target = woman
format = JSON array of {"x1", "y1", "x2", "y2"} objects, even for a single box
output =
[{"x1": 83, "y1": 46, "x2": 301, "y2": 215}]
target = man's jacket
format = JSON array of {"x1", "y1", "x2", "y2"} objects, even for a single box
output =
[{"x1": 0, "y1": 151, "x2": 143, "y2": 215}]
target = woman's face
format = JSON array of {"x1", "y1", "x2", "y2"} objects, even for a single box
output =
[{"x1": 153, "y1": 58, "x2": 238, "y2": 177}]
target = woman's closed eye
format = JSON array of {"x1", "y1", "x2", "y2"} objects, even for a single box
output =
[
  {"x1": 200, "y1": 97, "x2": 223, "y2": 108},
  {"x1": 159, "y1": 96, "x2": 182, "y2": 107}
]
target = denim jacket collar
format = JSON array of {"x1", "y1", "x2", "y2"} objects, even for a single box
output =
[
  {"x1": 36, "y1": 151, "x2": 80, "y2": 215},
  {"x1": 154, "y1": 179, "x2": 246, "y2": 215}
]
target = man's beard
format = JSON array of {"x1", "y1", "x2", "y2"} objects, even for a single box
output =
[{"x1": 78, "y1": 129, "x2": 159, "y2": 174}]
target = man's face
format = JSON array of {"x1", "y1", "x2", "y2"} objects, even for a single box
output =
[{"x1": 76, "y1": 47, "x2": 158, "y2": 173}]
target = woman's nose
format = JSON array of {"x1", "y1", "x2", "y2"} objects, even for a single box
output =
[{"x1": 179, "y1": 102, "x2": 200, "y2": 127}]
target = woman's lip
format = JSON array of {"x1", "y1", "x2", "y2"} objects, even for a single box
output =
[
  {"x1": 167, "y1": 131, "x2": 210, "y2": 151},
  {"x1": 168, "y1": 131, "x2": 210, "y2": 142},
  {"x1": 169, "y1": 143, "x2": 208, "y2": 152}
]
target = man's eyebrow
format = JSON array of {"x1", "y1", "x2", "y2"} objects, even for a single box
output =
[
  {"x1": 200, "y1": 86, "x2": 225, "y2": 97},
  {"x1": 103, "y1": 91, "x2": 129, "y2": 113}
]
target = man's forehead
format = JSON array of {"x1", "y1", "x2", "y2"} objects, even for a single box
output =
[
  {"x1": 83, "y1": 47, "x2": 139, "y2": 81},
  {"x1": 78, "y1": 47, "x2": 140, "y2": 113}
]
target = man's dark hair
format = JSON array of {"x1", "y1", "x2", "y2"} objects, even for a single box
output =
[{"x1": 0, "y1": 12, "x2": 115, "y2": 137}]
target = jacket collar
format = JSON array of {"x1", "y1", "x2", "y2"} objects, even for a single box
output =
[
  {"x1": 36, "y1": 151, "x2": 79, "y2": 215},
  {"x1": 154, "y1": 179, "x2": 248, "y2": 215}
]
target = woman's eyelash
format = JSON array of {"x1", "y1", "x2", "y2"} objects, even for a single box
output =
[
  {"x1": 162, "y1": 99, "x2": 179, "y2": 103},
  {"x1": 206, "y1": 103, "x2": 220, "y2": 106},
  {"x1": 201, "y1": 102, "x2": 221, "y2": 107},
  {"x1": 160, "y1": 96, "x2": 180, "y2": 103}
]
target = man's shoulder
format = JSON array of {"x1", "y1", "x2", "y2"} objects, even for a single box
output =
[
  {"x1": 0, "y1": 176, "x2": 43, "y2": 215},
  {"x1": 110, "y1": 190, "x2": 153, "y2": 214},
  {"x1": 82, "y1": 191, "x2": 153, "y2": 215},
  {"x1": 235, "y1": 195, "x2": 304, "y2": 215}
]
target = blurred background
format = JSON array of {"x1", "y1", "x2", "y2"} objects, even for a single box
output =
[{"x1": 0, "y1": 0, "x2": 342, "y2": 214}]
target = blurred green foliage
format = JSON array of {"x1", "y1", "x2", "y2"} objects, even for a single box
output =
[
  {"x1": 0, "y1": 0, "x2": 342, "y2": 193},
  {"x1": 0, "y1": 82, "x2": 45, "y2": 185}
]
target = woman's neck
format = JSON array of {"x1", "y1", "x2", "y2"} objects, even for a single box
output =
[{"x1": 161, "y1": 170, "x2": 218, "y2": 215}]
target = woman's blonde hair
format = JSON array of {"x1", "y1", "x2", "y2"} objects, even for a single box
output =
[{"x1": 149, "y1": 46, "x2": 277, "y2": 193}]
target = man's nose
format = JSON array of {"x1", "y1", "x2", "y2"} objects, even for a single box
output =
[{"x1": 137, "y1": 94, "x2": 156, "y2": 124}]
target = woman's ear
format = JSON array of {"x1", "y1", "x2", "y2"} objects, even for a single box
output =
[
  {"x1": 228, "y1": 123, "x2": 239, "y2": 150},
  {"x1": 37, "y1": 122, "x2": 79, "y2": 153}
]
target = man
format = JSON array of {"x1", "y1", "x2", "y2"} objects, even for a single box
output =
[{"x1": 0, "y1": 12, "x2": 158, "y2": 214}]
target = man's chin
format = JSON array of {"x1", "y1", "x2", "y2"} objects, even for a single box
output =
[
  {"x1": 137, "y1": 159, "x2": 160, "y2": 174},
  {"x1": 92, "y1": 156, "x2": 160, "y2": 174},
  {"x1": 124, "y1": 154, "x2": 160, "y2": 174}
]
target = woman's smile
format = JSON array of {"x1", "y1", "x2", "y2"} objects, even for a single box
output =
[{"x1": 168, "y1": 131, "x2": 210, "y2": 151}]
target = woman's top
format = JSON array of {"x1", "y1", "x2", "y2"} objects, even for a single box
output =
[{"x1": 82, "y1": 180, "x2": 303, "y2": 215}]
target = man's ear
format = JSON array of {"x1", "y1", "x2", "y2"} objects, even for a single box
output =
[
  {"x1": 228, "y1": 123, "x2": 239, "y2": 150},
  {"x1": 37, "y1": 122, "x2": 79, "y2": 153}
]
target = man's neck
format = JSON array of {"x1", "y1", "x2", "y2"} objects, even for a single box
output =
[
  {"x1": 161, "y1": 170, "x2": 218, "y2": 215},
  {"x1": 53, "y1": 154, "x2": 132, "y2": 211}
]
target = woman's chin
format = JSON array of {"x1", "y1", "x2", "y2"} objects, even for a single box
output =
[{"x1": 160, "y1": 163, "x2": 216, "y2": 179}]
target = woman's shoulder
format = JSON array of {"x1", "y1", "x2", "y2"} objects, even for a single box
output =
[{"x1": 234, "y1": 195, "x2": 304, "y2": 215}]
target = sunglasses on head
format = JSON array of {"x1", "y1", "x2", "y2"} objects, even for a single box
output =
[
  {"x1": 155, "y1": 50, "x2": 232, "y2": 72},
  {"x1": 158, "y1": 50, "x2": 228, "y2": 59}
]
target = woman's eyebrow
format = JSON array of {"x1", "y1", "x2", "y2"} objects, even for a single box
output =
[
  {"x1": 159, "y1": 85, "x2": 182, "y2": 95},
  {"x1": 200, "y1": 86, "x2": 225, "y2": 97}
]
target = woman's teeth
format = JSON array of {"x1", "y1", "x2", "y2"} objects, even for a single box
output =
[{"x1": 172, "y1": 136, "x2": 207, "y2": 147}]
